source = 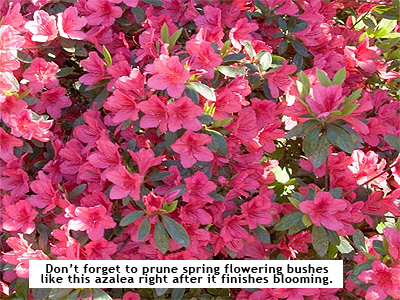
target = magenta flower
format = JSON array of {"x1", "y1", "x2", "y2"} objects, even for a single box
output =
[
  {"x1": 299, "y1": 191, "x2": 349, "y2": 231},
  {"x1": 344, "y1": 38, "x2": 381, "y2": 73},
  {"x1": 171, "y1": 130, "x2": 214, "y2": 168},
  {"x1": 183, "y1": 171, "x2": 217, "y2": 204},
  {"x1": 106, "y1": 165, "x2": 142, "y2": 200},
  {"x1": 79, "y1": 51, "x2": 108, "y2": 85},
  {"x1": 241, "y1": 195, "x2": 274, "y2": 230},
  {"x1": 2, "y1": 200, "x2": 38, "y2": 234},
  {"x1": 358, "y1": 260, "x2": 400, "y2": 300},
  {"x1": 229, "y1": 18, "x2": 259, "y2": 50},
  {"x1": 146, "y1": 55, "x2": 190, "y2": 98},
  {"x1": 167, "y1": 96, "x2": 203, "y2": 132},
  {"x1": 220, "y1": 215, "x2": 249, "y2": 243},
  {"x1": 68, "y1": 204, "x2": 116, "y2": 241},
  {"x1": 83, "y1": 238, "x2": 117, "y2": 260},
  {"x1": 0, "y1": 127, "x2": 22, "y2": 162},
  {"x1": 306, "y1": 84, "x2": 345, "y2": 118},
  {"x1": 128, "y1": 148, "x2": 165, "y2": 176},
  {"x1": 25, "y1": 10, "x2": 58, "y2": 42},
  {"x1": 33, "y1": 87, "x2": 71, "y2": 119},
  {"x1": 265, "y1": 61, "x2": 296, "y2": 98},
  {"x1": 138, "y1": 95, "x2": 169, "y2": 132}
]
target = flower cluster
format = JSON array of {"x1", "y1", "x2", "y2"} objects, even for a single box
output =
[{"x1": 0, "y1": 0, "x2": 399, "y2": 299}]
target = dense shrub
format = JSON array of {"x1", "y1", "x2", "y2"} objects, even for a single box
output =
[{"x1": 0, "y1": 0, "x2": 399, "y2": 299}]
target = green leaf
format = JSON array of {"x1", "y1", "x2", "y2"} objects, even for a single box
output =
[
  {"x1": 344, "y1": 88, "x2": 362, "y2": 106},
  {"x1": 210, "y1": 117, "x2": 232, "y2": 128},
  {"x1": 161, "y1": 23, "x2": 169, "y2": 44},
  {"x1": 92, "y1": 289, "x2": 113, "y2": 300},
  {"x1": 312, "y1": 226, "x2": 329, "y2": 257},
  {"x1": 303, "y1": 126, "x2": 321, "y2": 156},
  {"x1": 102, "y1": 46, "x2": 112, "y2": 67},
  {"x1": 340, "y1": 103, "x2": 359, "y2": 116},
  {"x1": 186, "y1": 82, "x2": 216, "y2": 102},
  {"x1": 171, "y1": 288, "x2": 186, "y2": 300},
  {"x1": 285, "y1": 119, "x2": 319, "y2": 139},
  {"x1": 353, "y1": 229, "x2": 367, "y2": 252},
  {"x1": 259, "y1": 52, "x2": 272, "y2": 70},
  {"x1": 274, "y1": 212, "x2": 303, "y2": 231},
  {"x1": 163, "y1": 200, "x2": 178, "y2": 213},
  {"x1": 316, "y1": 68, "x2": 332, "y2": 86},
  {"x1": 312, "y1": 133, "x2": 329, "y2": 169},
  {"x1": 327, "y1": 125, "x2": 356, "y2": 153},
  {"x1": 17, "y1": 51, "x2": 33, "y2": 63},
  {"x1": 291, "y1": 40, "x2": 309, "y2": 57},
  {"x1": 154, "y1": 219, "x2": 170, "y2": 254},
  {"x1": 278, "y1": 39, "x2": 288, "y2": 55},
  {"x1": 253, "y1": 226, "x2": 271, "y2": 244},
  {"x1": 332, "y1": 67, "x2": 346, "y2": 85},
  {"x1": 138, "y1": 217, "x2": 151, "y2": 241},
  {"x1": 168, "y1": 28, "x2": 183, "y2": 52},
  {"x1": 148, "y1": 171, "x2": 172, "y2": 182},
  {"x1": 244, "y1": 41, "x2": 256, "y2": 59},
  {"x1": 385, "y1": 134, "x2": 400, "y2": 151},
  {"x1": 68, "y1": 184, "x2": 87, "y2": 200},
  {"x1": 162, "y1": 215, "x2": 190, "y2": 247},
  {"x1": 216, "y1": 66, "x2": 246, "y2": 77},
  {"x1": 120, "y1": 211, "x2": 145, "y2": 227},
  {"x1": 222, "y1": 53, "x2": 247, "y2": 62},
  {"x1": 141, "y1": 0, "x2": 164, "y2": 6},
  {"x1": 131, "y1": 7, "x2": 146, "y2": 24},
  {"x1": 329, "y1": 187, "x2": 342, "y2": 199},
  {"x1": 57, "y1": 67, "x2": 74, "y2": 78},
  {"x1": 337, "y1": 236, "x2": 354, "y2": 254},
  {"x1": 155, "y1": 288, "x2": 169, "y2": 296},
  {"x1": 349, "y1": 260, "x2": 374, "y2": 285},
  {"x1": 326, "y1": 229, "x2": 340, "y2": 245},
  {"x1": 49, "y1": 289, "x2": 73, "y2": 300},
  {"x1": 207, "y1": 129, "x2": 228, "y2": 156}
]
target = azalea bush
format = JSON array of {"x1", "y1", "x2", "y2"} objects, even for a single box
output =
[{"x1": 1, "y1": 0, "x2": 400, "y2": 299}]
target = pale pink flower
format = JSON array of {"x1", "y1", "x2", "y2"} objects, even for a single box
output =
[
  {"x1": 25, "y1": 10, "x2": 58, "y2": 42},
  {"x1": 23, "y1": 57, "x2": 59, "y2": 93},
  {"x1": 57, "y1": 7, "x2": 87, "y2": 40}
]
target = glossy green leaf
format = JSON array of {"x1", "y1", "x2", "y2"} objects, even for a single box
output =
[
  {"x1": 138, "y1": 217, "x2": 151, "y2": 241},
  {"x1": 312, "y1": 133, "x2": 330, "y2": 169},
  {"x1": 120, "y1": 211, "x2": 145, "y2": 227},
  {"x1": 274, "y1": 212, "x2": 303, "y2": 231},
  {"x1": 154, "y1": 220, "x2": 170, "y2": 254},
  {"x1": 162, "y1": 215, "x2": 190, "y2": 247},
  {"x1": 312, "y1": 226, "x2": 329, "y2": 257},
  {"x1": 316, "y1": 68, "x2": 332, "y2": 86},
  {"x1": 332, "y1": 67, "x2": 346, "y2": 85},
  {"x1": 186, "y1": 82, "x2": 216, "y2": 102},
  {"x1": 68, "y1": 184, "x2": 87, "y2": 200}
]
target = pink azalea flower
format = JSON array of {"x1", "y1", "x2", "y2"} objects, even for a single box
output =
[
  {"x1": 171, "y1": 130, "x2": 214, "y2": 168},
  {"x1": 220, "y1": 215, "x2": 249, "y2": 243},
  {"x1": 33, "y1": 87, "x2": 71, "y2": 119},
  {"x1": 383, "y1": 227, "x2": 400, "y2": 262},
  {"x1": 229, "y1": 18, "x2": 259, "y2": 50},
  {"x1": 2, "y1": 234, "x2": 50, "y2": 278},
  {"x1": 143, "y1": 192, "x2": 163, "y2": 214},
  {"x1": 194, "y1": 6, "x2": 224, "y2": 46},
  {"x1": 0, "y1": 25, "x2": 25, "y2": 72},
  {"x1": 146, "y1": 55, "x2": 190, "y2": 98},
  {"x1": 0, "y1": 164, "x2": 29, "y2": 197},
  {"x1": 241, "y1": 194, "x2": 274, "y2": 230},
  {"x1": 265, "y1": 61, "x2": 296, "y2": 98},
  {"x1": 103, "y1": 69, "x2": 145, "y2": 124},
  {"x1": 358, "y1": 260, "x2": 400, "y2": 300},
  {"x1": 299, "y1": 191, "x2": 350, "y2": 231},
  {"x1": 87, "y1": 139, "x2": 121, "y2": 170},
  {"x1": 0, "y1": 127, "x2": 22, "y2": 162},
  {"x1": 79, "y1": 51, "x2": 108, "y2": 85},
  {"x1": 29, "y1": 171, "x2": 67, "y2": 214},
  {"x1": 23, "y1": 57, "x2": 59, "y2": 93},
  {"x1": 182, "y1": 171, "x2": 217, "y2": 204},
  {"x1": 186, "y1": 29, "x2": 222, "y2": 79},
  {"x1": 68, "y1": 204, "x2": 116, "y2": 241},
  {"x1": 138, "y1": 95, "x2": 169, "y2": 133},
  {"x1": 57, "y1": 7, "x2": 87, "y2": 40},
  {"x1": 128, "y1": 148, "x2": 165, "y2": 176},
  {"x1": 51, "y1": 225, "x2": 81, "y2": 260},
  {"x1": 344, "y1": 38, "x2": 381, "y2": 73},
  {"x1": 59, "y1": 139, "x2": 85, "y2": 175},
  {"x1": 2, "y1": 200, "x2": 38, "y2": 234},
  {"x1": 84, "y1": 238, "x2": 117, "y2": 260},
  {"x1": 167, "y1": 96, "x2": 203, "y2": 132},
  {"x1": 25, "y1": 10, "x2": 58, "y2": 42},
  {"x1": 86, "y1": 0, "x2": 123, "y2": 27},
  {"x1": 106, "y1": 165, "x2": 142, "y2": 200},
  {"x1": 306, "y1": 84, "x2": 345, "y2": 118},
  {"x1": 180, "y1": 204, "x2": 213, "y2": 225}
]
